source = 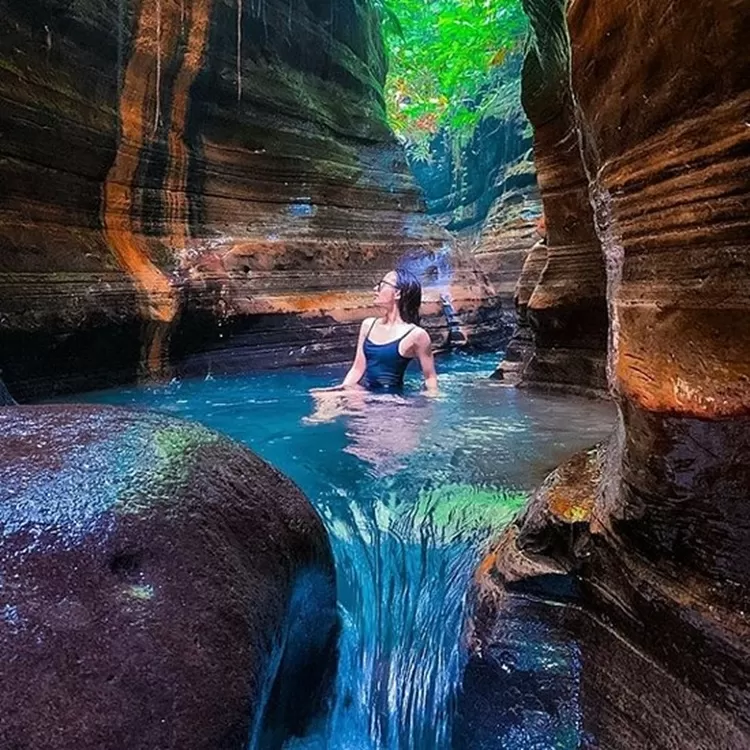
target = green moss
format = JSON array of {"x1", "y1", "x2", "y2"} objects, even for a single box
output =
[
  {"x1": 124, "y1": 583, "x2": 156, "y2": 600},
  {"x1": 152, "y1": 424, "x2": 218, "y2": 466},
  {"x1": 115, "y1": 422, "x2": 221, "y2": 514}
]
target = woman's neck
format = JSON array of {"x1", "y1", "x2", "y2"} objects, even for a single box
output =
[{"x1": 382, "y1": 306, "x2": 405, "y2": 326}]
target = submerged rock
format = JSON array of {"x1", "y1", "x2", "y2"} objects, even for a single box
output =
[{"x1": 0, "y1": 405, "x2": 338, "y2": 750}]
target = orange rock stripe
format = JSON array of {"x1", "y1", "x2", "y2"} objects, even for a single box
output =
[
  {"x1": 165, "y1": 0, "x2": 214, "y2": 252},
  {"x1": 104, "y1": 0, "x2": 180, "y2": 324}
]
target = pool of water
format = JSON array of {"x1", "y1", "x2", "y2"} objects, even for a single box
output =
[{"x1": 67, "y1": 352, "x2": 615, "y2": 749}]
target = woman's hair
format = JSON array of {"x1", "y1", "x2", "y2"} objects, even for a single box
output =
[{"x1": 395, "y1": 267, "x2": 422, "y2": 324}]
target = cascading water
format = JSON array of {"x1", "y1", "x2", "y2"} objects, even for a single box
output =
[
  {"x1": 308, "y1": 490, "x2": 482, "y2": 750},
  {"x1": 68, "y1": 353, "x2": 615, "y2": 749}
]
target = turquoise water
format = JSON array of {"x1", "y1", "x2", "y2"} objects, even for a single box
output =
[{"x1": 70, "y1": 353, "x2": 615, "y2": 749}]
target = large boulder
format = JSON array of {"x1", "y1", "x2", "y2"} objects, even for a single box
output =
[{"x1": 0, "y1": 405, "x2": 338, "y2": 749}]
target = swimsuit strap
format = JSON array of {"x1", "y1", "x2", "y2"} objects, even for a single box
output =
[
  {"x1": 398, "y1": 326, "x2": 416, "y2": 341},
  {"x1": 366, "y1": 320, "x2": 415, "y2": 345}
]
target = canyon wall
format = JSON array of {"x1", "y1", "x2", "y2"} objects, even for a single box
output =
[
  {"x1": 0, "y1": 0, "x2": 501, "y2": 400},
  {"x1": 408, "y1": 104, "x2": 543, "y2": 352},
  {"x1": 476, "y1": 0, "x2": 750, "y2": 747},
  {"x1": 493, "y1": 0, "x2": 608, "y2": 395}
]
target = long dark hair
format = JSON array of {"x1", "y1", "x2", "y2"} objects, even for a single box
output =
[{"x1": 395, "y1": 267, "x2": 422, "y2": 325}]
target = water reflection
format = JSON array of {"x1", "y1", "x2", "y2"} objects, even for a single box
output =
[{"x1": 306, "y1": 388, "x2": 435, "y2": 476}]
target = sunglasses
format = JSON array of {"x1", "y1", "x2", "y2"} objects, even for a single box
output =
[{"x1": 375, "y1": 279, "x2": 398, "y2": 291}]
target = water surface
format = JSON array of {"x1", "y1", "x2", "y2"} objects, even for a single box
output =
[{"x1": 70, "y1": 353, "x2": 615, "y2": 749}]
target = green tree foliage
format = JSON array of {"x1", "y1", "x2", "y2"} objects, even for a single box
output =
[{"x1": 373, "y1": 0, "x2": 528, "y2": 154}]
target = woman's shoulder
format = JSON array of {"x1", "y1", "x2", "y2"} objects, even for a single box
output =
[
  {"x1": 359, "y1": 316, "x2": 381, "y2": 337},
  {"x1": 407, "y1": 324, "x2": 431, "y2": 344}
]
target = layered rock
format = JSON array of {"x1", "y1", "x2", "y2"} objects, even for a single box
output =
[
  {"x1": 490, "y1": 236, "x2": 546, "y2": 384},
  {"x1": 407, "y1": 99, "x2": 543, "y2": 351},
  {"x1": 408, "y1": 98, "x2": 532, "y2": 236},
  {"x1": 493, "y1": 0, "x2": 609, "y2": 396},
  {"x1": 469, "y1": 151, "x2": 541, "y2": 346},
  {"x1": 0, "y1": 405, "x2": 338, "y2": 749},
  {"x1": 476, "y1": 0, "x2": 750, "y2": 747},
  {"x1": 0, "y1": 0, "x2": 462, "y2": 400}
]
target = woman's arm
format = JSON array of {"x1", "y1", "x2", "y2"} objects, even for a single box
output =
[
  {"x1": 414, "y1": 329, "x2": 438, "y2": 394},
  {"x1": 341, "y1": 317, "x2": 372, "y2": 387}
]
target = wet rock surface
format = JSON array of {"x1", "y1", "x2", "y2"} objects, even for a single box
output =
[
  {"x1": 499, "y1": 0, "x2": 609, "y2": 397},
  {"x1": 409, "y1": 111, "x2": 543, "y2": 357},
  {"x1": 0, "y1": 405, "x2": 338, "y2": 749},
  {"x1": 491, "y1": 236, "x2": 546, "y2": 385},
  {"x1": 475, "y1": 434, "x2": 750, "y2": 749},
  {"x1": 477, "y1": 0, "x2": 750, "y2": 746}
]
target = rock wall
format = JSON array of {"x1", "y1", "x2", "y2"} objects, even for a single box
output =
[
  {"x1": 490, "y1": 235, "x2": 546, "y2": 384},
  {"x1": 469, "y1": 150, "x2": 541, "y2": 342},
  {"x1": 0, "y1": 0, "x2": 467, "y2": 400},
  {"x1": 407, "y1": 104, "x2": 543, "y2": 351},
  {"x1": 475, "y1": 0, "x2": 750, "y2": 747},
  {"x1": 494, "y1": 0, "x2": 609, "y2": 396},
  {"x1": 0, "y1": 376, "x2": 15, "y2": 405},
  {"x1": 408, "y1": 103, "x2": 531, "y2": 235}
]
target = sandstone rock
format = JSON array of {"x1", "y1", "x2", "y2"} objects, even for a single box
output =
[
  {"x1": 495, "y1": 0, "x2": 608, "y2": 396},
  {"x1": 476, "y1": 0, "x2": 750, "y2": 746},
  {"x1": 474, "y1": 436, "x2": 750, "y2": 749},
  {"x1": 472, "y1": 170, "x2": 541, "y2": 308},
  {"x1": 490, "y1": 236, "x2": 546, "y2": 383},
  {"x1": 0, "y1": 0, "x2": 457, "y2": 400},
  {"x1": 0, "y1": 405, "x2": 338, "y2": 749},
  {"x1": 408, "y1": 100, "x2": 531, "y2": 233},
  {"x1": 409, "y1": 113, "x2": 542, "y2": 352}
]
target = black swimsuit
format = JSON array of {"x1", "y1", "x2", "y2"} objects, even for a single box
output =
[{"x1": 362, "y1": 319, "x2": 415, "y2": 392}]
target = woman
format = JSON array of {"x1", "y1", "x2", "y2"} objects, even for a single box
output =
[
  {"x1": 305, "y1": 268, "x2": 437, "y2": 428},
  {"x1": 341, "y1": 267, "x2": 438, "y2": 393}
]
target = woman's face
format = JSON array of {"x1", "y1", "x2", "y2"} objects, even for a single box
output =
[{"x1": 373, "y1": 270, "x2": 399, "y2": 307}]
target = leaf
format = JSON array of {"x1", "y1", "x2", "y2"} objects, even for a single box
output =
[
  {"x1": 377, "y1": 0, "x2": 529, "y2": 146},
  {"x1": 383, "y1": 5, "x2": 405, "y2": 39},
  {"x1": 489, "y1": 48, "x2": 508, "y2": 66}
]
